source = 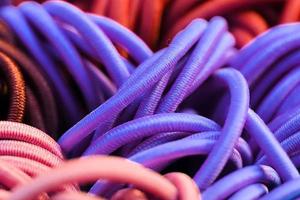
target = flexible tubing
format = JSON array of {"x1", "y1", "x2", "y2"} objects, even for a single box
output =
[
  {"x1": 8, "y1": 156, "x2": 177, "y2": 200},
  {"x1": 58, "y1": 19, "x2": 208, "y2": 154}
]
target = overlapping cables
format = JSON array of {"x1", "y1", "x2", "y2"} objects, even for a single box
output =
[{"x1": 0, "y1": 0, "x2": 300, "y2": 200}]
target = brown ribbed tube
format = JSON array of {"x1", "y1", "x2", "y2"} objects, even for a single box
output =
[
  {"x1": 25, "y1": 86, "x2": 46, "y2": 132},
  {"x1": 0, "y1": 20, "x2": 14, "y2": 44},
  {"x1": 0, "y1": 52, "x2": 25, "y2": 122},
  {"x1": 0, "y1": 40, "x2": 58, "y2": 134}
]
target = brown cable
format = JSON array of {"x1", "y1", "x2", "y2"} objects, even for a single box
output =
[
  {"x1": 0, "y1": 40, "x2": 58, "y2": 135},
  {"x1": 24, "y1": 86, "x2": 46, "y2": 132},
  {"x1": 0, "y1": 52, "x2": 25, "y2": 122},
  {"x1": 0, "y1": 20, "x2": 14, "y2": 44}
]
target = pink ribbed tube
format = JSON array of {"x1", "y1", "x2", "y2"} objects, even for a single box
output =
[
  {"x1": 0, "y1": 121, "x2": 63, "y2": 158},
  {"x1": 0, "y1": 121, "x2": 77, "y2": 195},
  {"x1": 8, "y1": 156, "x2": 178, "y2": 200}
]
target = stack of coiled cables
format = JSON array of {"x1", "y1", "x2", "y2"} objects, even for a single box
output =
[{"x1": 0, "y1": 0, "x2": 299, "y2": 199}]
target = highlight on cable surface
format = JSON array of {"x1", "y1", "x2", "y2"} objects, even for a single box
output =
[{"x1": 0, "y1": 0, "x2": 300, "y2": 199}]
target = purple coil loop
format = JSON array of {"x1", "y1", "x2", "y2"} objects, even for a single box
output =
[{"x1": 3, "y1": 0, "x2": 300, "y2": 199}]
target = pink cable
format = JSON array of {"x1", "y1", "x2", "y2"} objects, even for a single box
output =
[
  {"x1": 0, "y1": 121, "x2": 63, "y2": 158},
  {"x1": 0, "y1": 140, "x2": 62, "y2": 167},
  {"x1": 8, "y1": 156, "x2": 177, "y2": 200},
  {"x1": 0, "y1": 160, "x2": 31, "y2": 189},
  {"x1": 164, "y1": 173, "x2": 201, "y2": 200},
  {"x1": 0, "y1": 156, "x2": 77, "y2": 193},
  {"x1": 110, "y1": 188, "x2": 149, "y2": 200},
  {"x1": 0, "y1": 156, "x2": 51, "y2": 177},
  {"x1": 52, "y1": 191, "x2": 105, "y2": 200},
  {"x1": 0, "y1": 190, "x2": 10, "y2": 200}
]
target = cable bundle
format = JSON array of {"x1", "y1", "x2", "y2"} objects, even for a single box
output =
[{"x1": 0, "y1": 0, "x2": 299, "y2": 199}]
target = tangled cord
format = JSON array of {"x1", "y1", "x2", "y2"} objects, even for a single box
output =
[{"x1": 0, "y1": 0, "x2": 300, "y2": 199}]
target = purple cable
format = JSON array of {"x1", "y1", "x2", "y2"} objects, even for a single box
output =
[
  {"x1": 277, "y1": 83, "x2": 300, "y2": 115},
  {"x1": 89, "y1": 14, "x2": 153, "y2": 63},
  {"x1": 257, "y1": 67, "x2": 300, "y2": 123},
  {"x1": 61, "y1": 27, "x2": 135, "y2": 75},
  {"x1": 254, "y1": 109, "x2": 300, "y2": 156},
  {"x1": 130, "y1": 137, "x2": 242, "y2": 171},
  {"x1": 44, "y1": 1, "x2": 131, "y2": 88},
  {"x1": 19, "y1": 2, "x2": 98, "y2": 110},
  {"x1": 185, "y1": 34, "x2": 234, "y2": 97},
  {"x1": 0, "y1": 6, "x2": 81, "y2": 122},
  {"x1": 129, "y1": 131, "x2": 252, "y2": 165},
  {"x1": 273, "y1": 111, "x2": 300, "y2": 143},
  {"x1": 134, "y1": 50, "x2": 189, "y2": 118},
  {"x1": 194, "y1": 68, "x2": 249, "y2": 189},
  {"x1": 186, "y1": 132, "x2": 253, "y2": 165},
  {"x1": 245, "y1": 109, "x2": 299, "y2": 181},
  {"x1": 156, "y1": 17, "x2": 227, "y2": 113},
  {"x1": 291, "y1": 152, "x2": 300, "y2": 168},
  {"x1": 243, "y1": 32, "x2": 300, "y2": 86},
  {"x1": 0, "y1": 0, "x2": 10, "y2": 6},
  {"x1": 228, "y1": 184, "x2": 268, "y2": 200},
  {"x1": 203, "y1": 165, "x2": 280, "y2": 200},
  {"x1": 230, "y1": 23, "x2": 300, "y2": 72},
  {"x1": 92, "y1": 49, "x2": 166, "y2": 140},
  {"x1": 83, "y1": 113, "x2": 220, "y2": 155},
  {"x1": 58, "y1": 18, "x2": 206, "y2": 155},
  {"x1": 251, "y1": 50, "x2": 300, "y2": 108},
  {"x1": 233, "y1": 24, "x2": 300, "y2": 87},
  {"x1": 86, "y1": 62, "x2": 117, "y2": 100},
  {"x1": 268, "y1": 104, "x2": 300, "y2": 132},
  {"x1": 257, "y1": 131, "x2": 300, "y2": 164},
  {"x1": 90, "y1": 137, "x2": 243, "y2": 196},
  {"x1": 260, "y1": 178, "x2": 300, "y2": 200}
]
